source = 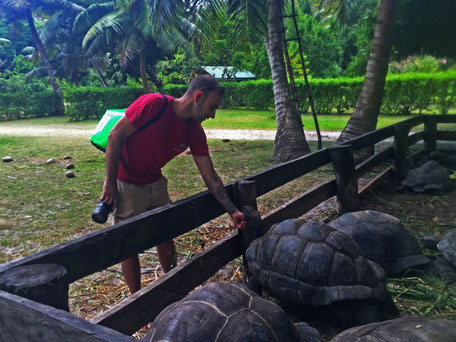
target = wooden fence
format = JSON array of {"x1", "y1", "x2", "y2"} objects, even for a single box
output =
[{"x1": 0, "y1": 115, "x2": 455, "y2": 341}]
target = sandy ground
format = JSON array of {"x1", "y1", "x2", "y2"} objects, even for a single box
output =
[{"x1": 0, "y1": 125, "x2": 340, "y2": 141}]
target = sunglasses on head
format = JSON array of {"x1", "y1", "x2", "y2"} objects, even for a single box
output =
[{"x1": 200, "y1": 86, "x2": 225, "y2": 95}]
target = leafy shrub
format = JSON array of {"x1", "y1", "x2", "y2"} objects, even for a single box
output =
[
  {"x1": 64, "y1": 86, "x2": 145, "y2": 121},
  {"x1": 0, "y1": 74, "x2": 60, "y2": 120}
]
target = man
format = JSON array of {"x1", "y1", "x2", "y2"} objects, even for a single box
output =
[{"x1": 100, "y1": 74, "x2": 246, "y2": 294}]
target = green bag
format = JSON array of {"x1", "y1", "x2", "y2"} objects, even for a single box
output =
[
  {"x1": 90, "y1": 94, "x2": 168, "y2": 152},
  {"x1": 90, "y1": 109, "x2": 126, "y2": 152}
]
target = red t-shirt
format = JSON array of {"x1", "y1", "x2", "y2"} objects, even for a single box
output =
[{"x1": 117, "y1": 93, "x2": 209, "y2": 184}]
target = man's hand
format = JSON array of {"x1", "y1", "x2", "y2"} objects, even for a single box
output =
[
  {"x1": 230, "y1": 210, "x2": 246, "y2": 230},
  {"x1": 101, "y1": 179, "x2": 118, "y2": 209}
]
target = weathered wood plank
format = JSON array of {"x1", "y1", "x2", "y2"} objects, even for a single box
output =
[
  {"x1": 359, "y1": 166, "x2": 393, "y2": 197},
  {"x1": 329, "y1": 145, "x2": 359, "y2": 212},
  {"x1": 0, "y1": 264, "x2": 69, "y2": 311},
  {"x1": 0, "y1": 290, "x2": 135, "y2": 342},
  {"x1": 0, "y1": 190, "x2": 231, "y2": 282},
  {"x1": 437, "y1": 131, "x2": 456, "y2": 141},
  {"x1": 400, "y1": 116, "x2": 425, "y2": 128},
  {"x1": 393, "y1": 123, "x2": 412, "y2": 184},
  {"x1": 436, "y1": 115, "x2": 456, "y2": 123},
  {"x1": 92, "y1": 231, "x2": 242, "y2": 335},
  {"x1": 247, "y1": 149, "x2": 331, "y2": 196},
  {"x1": 261, "y1": 180, "x2": 337, "y2": 232},
  {"x1": 355, "y1": 147, "x2": 393, "y2": 178},
  {"x1": 343, "y1": 126, "x2": 395, "y2": 151},
  {"x1": 424, "y1": 116, "x2": 437, "y2": 153},
  {"x1": 408, "y1": 131, "x2": 424, "y2": 146},
  {"x1": 0, "y1": 151, "x2": 331, "y2": 282}
]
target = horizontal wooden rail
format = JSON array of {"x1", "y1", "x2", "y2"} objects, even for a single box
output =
[
  {"x1": 437, "y1": 131, "x2": 456, "y2": 141},
  {"x1": 261, "y1": 180, "x2": 337, "y2": 230},
  {"x1": 0, "y1": 291, "x2": 134, "y2": 342},
  {"x1": 359, "y1": 166, "x2": 393, "y2": 196},
  {"x1": 0, "y1": 191, "x2": 230, "y2": 282},
  {"x1": 435, "y1": 115, "x2": 456, "y2": 123},
  {"x1": 93, "y1": 231, "x2": 243, "y2": 335},
  {"x1": 345, "y1": 126, "x2": 395, "y2": 151},
  {"x1": 355, "y1": 147, "x2": 393, "y2": 178},
  {"x1": 246, "y1": 149, "x2": 331, "y2": 196},
  {"x1": 408, "y1": 131, "x2": 424, "y2": 146}
]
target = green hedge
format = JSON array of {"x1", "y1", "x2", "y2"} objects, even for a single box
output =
[
  {"x1": 2, "y1": 72, "x2": 454, "y2": 121},
  {"x1": 63, "y1": 87, "x2": 145, "y2": 121},
  {"x1": 0, "y1": 90, "x2": 61, "y2": 120},
  {"x1": 222, "y1": 72, "x2": 455, "y2": 114}
]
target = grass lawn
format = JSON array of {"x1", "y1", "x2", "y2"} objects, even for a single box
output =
[
  {"x1": 0, "y1": 109, "x2": 423, "y2": 132},
  {"x1": 202, "y1": 109, "x2": 414, "y2": 131}
]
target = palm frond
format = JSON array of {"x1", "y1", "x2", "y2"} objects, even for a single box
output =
[
  {"x1": 73, "y1": 3, "x2": 115, "y2": 33},
  {"x1": 227, "y1": 0, "x2": 269, "y2": 43},
  {"x1": 3, "y1": 0, "x2": 30, "y2": 12},
  {"x1": 82, "y1": 11, "x2": 129, "y2": 49},
  {"x1": 150, "y1": 0, "x2": 185, "y2": 33},
  {"x1": 0, "y1": 38, "x2": 12, "y2": 48},
  {"x1": 40, "y1": 0, "x2": 85, "y2": 13},
  {"x1": 25, "y1": 66, "x2": 48, "y2": 81},
  {"x1": 193, "y1": 0, "x2": 226, "y2": 44},
  {"x1": 115, "y1": 27, "x2": 144, "y2": 66},
  {"x1": 39, "y1": 12, "x2": 62, "y2": 46}
]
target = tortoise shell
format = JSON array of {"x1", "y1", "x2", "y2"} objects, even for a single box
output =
[
  {"x1": 330, "y1": 316, "x2": 456, "y2": 342},
  {"x1": 144, "y1": 281, "x2": 317, "y2": 342},
  {"x1": 401, "y1": 160, "x2": 451, "y2": 192},
  {"x1": 329, "y1": 210, "x2": 429, "y2": 276},
  {"x1": 245, "y1": 220, "x2": 387, "y2": 306}
]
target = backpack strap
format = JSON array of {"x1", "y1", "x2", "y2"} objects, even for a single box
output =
[{"x1": 135, "y1": 93, "x2": 168, "y2": 133}]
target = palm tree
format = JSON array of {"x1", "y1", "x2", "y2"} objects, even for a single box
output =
[
  {"x1": 76, "y1": 0, "x2": 191, "y2": 93},
  {"x1": 199, "y1": 0, "x2": 309, "y2": 161},
  {"x1": 265, "y1": 0, "x2": 311, "y2": 161},
  {"x1": 320, "y1": 0, "x2": 399, "y2": 161},
  {"x1": 0, "y1": 0, "x2": 83, "y2": 114}
]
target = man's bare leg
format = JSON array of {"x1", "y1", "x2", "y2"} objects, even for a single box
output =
[
  {"x1": 157, "y1": 240, "x2": 175, "y2": 273},
  {"x1": 121, "y1": 255, "x2": 141, "y2": 294}
]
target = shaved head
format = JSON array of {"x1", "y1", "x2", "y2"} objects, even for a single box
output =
[{"x1": 186, "y1": 74, "x2": 223, "y2": 96}]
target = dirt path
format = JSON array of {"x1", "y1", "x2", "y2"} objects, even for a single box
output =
[{"x1": 0, "y1": 125, "x2": 340, "y2": 141}]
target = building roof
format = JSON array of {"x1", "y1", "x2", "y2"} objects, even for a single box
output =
[{"x1": 200, "y1": 66, "x2": 256, "y2": 80}]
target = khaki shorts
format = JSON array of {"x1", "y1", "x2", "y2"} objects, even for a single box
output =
[{"x1": 113, "y1": 176, "x2": 172, "y2": 224}]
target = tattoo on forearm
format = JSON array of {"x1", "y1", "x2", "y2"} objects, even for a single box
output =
[{"x1": 206, "y1": 172, "x2": 237, "y2": 214}]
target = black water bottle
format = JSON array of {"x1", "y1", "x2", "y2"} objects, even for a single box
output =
[{"x1": 92, "y1": 200, "x2": 113, "y2": 224}]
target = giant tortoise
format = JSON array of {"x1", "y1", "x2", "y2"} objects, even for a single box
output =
[
  {"x1": 245, "y1": 219, "x2": 398, "y2": 326},
  {"x1": 330, "y1": 316, "x2": 456, "y2": 342},
  {"x1": 401, "y1": 160, "x2": 452, "y2": 193},
  {"x1": 144, "y1": 281, "x2": 321, "y2": 342},
  {"x1": 328, "y1": 210, "x2": 429, "y2": 276}
]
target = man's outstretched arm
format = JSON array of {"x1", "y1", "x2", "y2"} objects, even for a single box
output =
[
  {"x1": 101, "y1": 115, "x2": 136, "y2": 208},
  {"x1": 193, "y1": 155, "x2": 246, "y2": 230}
]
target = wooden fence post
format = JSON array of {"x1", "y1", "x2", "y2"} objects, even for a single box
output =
[
  {"x1": 329, "y1": 144, "x2": 359, "y2": 212},
  {"x1": 234, "y1": 180, "x2": 261, "y2": 266},
  {"x1": 0, "y1": 264, "x2": 69, "y2": 311},
  {"x1": 424, "y1": 116, "x2": 437, "y2": 154},
  {"x1": 393, "y1": 122, "x2": 411, "y2": 185}
]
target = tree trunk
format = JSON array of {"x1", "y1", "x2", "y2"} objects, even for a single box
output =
[
  {"x1": 266, "y1": 0, "x2": 310, "y2": 162},
  {"x1": 337, "y1": 0, "x2": 399, "y2": 161},
  {"x1": 90, "y1": 57, "x2": 109, "y2": 88},
  {"x1": 26, "y1": 10, "x2": 65, "y2": 116},
  {"x1": 139, "y1": 47, "x2": 151, "y2": 94}
]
